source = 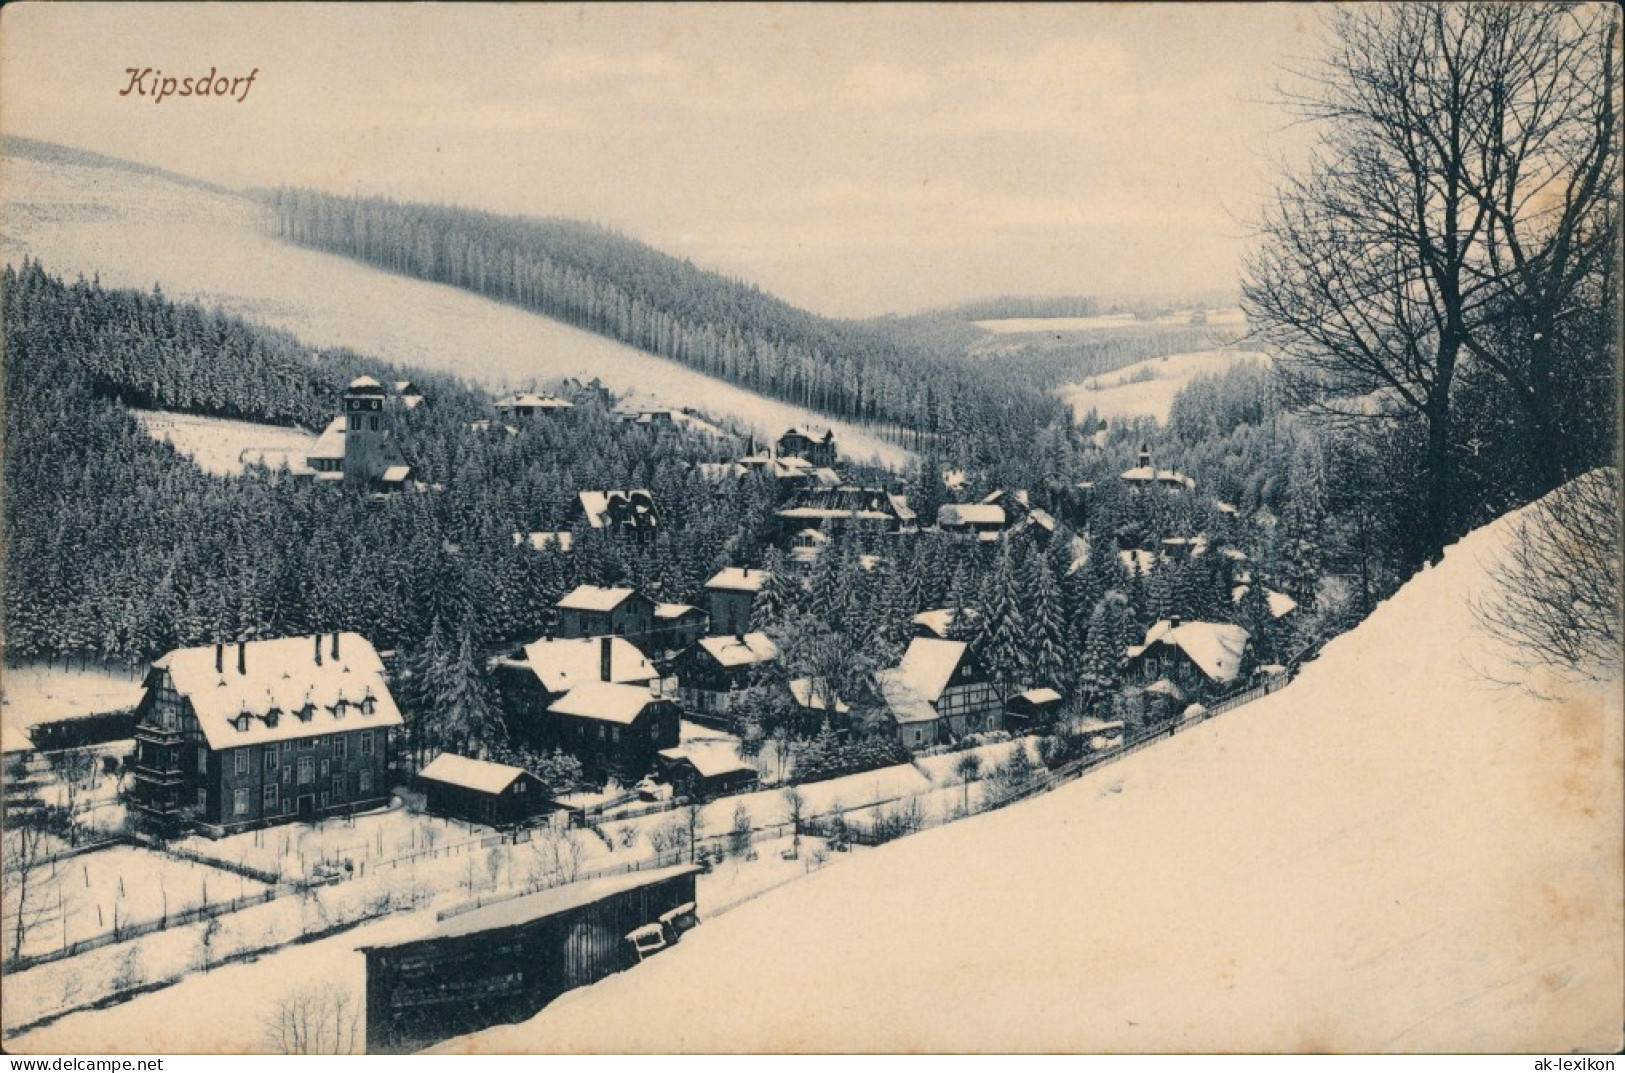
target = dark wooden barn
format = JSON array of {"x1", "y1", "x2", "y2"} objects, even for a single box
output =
[
  {"x1": 362, "y1": 864, "x2": 700, "y2": 1053},
  {"x1": 416, "y1": 753, "x2": 549, "y2": 828}
]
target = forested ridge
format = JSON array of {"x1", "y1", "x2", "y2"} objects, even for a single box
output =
[
  {"x1": 266, "y1": 188, "x2": 1067, "y2": 463},
  {"x1": 4, "y1": 260, "x2": 1346, "y2": 742}
]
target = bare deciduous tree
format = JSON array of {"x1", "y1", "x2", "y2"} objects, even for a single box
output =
[
  {"x1": 1244, "y1": 3, "x2": 1619, "y2": 566},
  {"x1": 263, "y1": 981, "x2": 362, "y2": 1055},
  {"x1": 1476, "y1": 468, "x2": 1621, "y2": 680},
  {"x1": 2, "y1": 821, "x2": 60, "y2": 961}
]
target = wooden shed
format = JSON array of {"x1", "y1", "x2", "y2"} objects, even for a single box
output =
[
  {"x1": 362, "y1": 864, "x2": 700, "y2": 1053},
  {"x1": 417, "y1": 753, "x2": 548, "y2": 828}
]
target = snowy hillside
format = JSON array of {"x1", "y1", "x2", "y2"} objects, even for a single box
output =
[
  {"x1": 447, "y1": 498, "x2": 1622, "y2": 1053},
  {"x1": 975, "y1": 308, "x2": 1248, "y2": 335},
  {"x1": 1055, "y1": 348, "x2": 1270, "y2": 424},
  {"x1": 0, "y1": 150, "x2": 910, "y2": 469}
]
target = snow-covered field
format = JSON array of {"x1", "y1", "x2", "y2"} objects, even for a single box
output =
[
  {"x1": 1, "y1": 152, "x2": 910, "y2": 469},
  {"x1": 441, "y1": 497, "x2": 1622, "y2": 1053},
  {"x1": 975, "y1": 309, "x2": 1247, "y2": 335},
  {"x1": 2, "y1": 663, "x2": 144, "y2": 754},
  {"x1": 1055, "y1": 349, "x2": 1270, "y2": 424},
  {"x1": 5, "y1": 832, "x2": 838, "y2": 1054},
  {"x1": 7, "y1": 847, "x2": 272, "y2": 962},
  {"x1": 130, "y1": 410, "x2": 319, "y2": 478}
]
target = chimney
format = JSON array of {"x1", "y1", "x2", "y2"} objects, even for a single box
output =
[
  {"x1": 237, "y1": 640, "x2": 247, "y2": 676},
  {"x1": 1170, "y1": 615, "x2": 1182, "y2": 629},
  {"x1": 1139, "y1": 444, "x2": 1151, "y2": 468},
  {"x1": 332, "y1": 632, "x2": 340, "y2": 660},
  {"x1": 215, "y1": 643, "x2": 224, "y2": 674},
  {"x1": 735, "y1": 632, "x2": 746, "y2": 646},
  {"x1": 600, "y1": 635, "x2": 613, "y2": 683},
  {"x1": 314, "y1": 634, "x2": 323, "y2": 667}
]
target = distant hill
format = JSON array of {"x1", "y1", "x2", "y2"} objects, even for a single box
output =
[
  {"x1": 2, "y1": 135, "x2": 233, "y2": 196},
  {"x1": 269, "y1": 188, "x2": 1068, "y2": 458},
  {"x1": 0, "y1": 139, "x2": 909, "y2": 467}
]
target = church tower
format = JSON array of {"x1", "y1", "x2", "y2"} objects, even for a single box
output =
[{"x1": 340, "y1": 375, "x2": 391, "y2": 488}]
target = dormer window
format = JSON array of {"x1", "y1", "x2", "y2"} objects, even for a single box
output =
[
  {"x1": 299, "y1": 704, "x2": 315, "y2": 723},
  {"x1": 361, "y1": 696, "x2": 376, "y2": 716},
  {"x1": 236, "y1": 715, "x2": 252, "y2": 732},
  {"x1": 265, "y1": 709, "x2": 280, "y2": 728},
  {"x1": 334, "y1": 699, "x2": 348, "y2": 720}
]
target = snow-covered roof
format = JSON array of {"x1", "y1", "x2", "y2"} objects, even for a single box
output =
[
  {"x1": 380, "y1": 464, "x2": 412, "y2": 484},
  {"x1": 495, "y1": 393, "x2": 571, "y2": 410},
  {"x1": 153, "y1": 633, "x2": 403, "y2": 750},
  {"x1": 418, "y1": 753, "x2": 527, "y2": 795},
  {"x1": 513, "y1": 637, "x2": 656, "y2": 694},
  {"x1": 695, "y1": 462, "x2": 749, "y2": 481},
  {"x1": 556, "y1": 585, "x2": 638, "y2": 612},
  {"x1": 1232, "y1": 586, "x2": 1299, "y2": 619},
  {"x1": 307, "y1": 416, "x2": 345, "y2": 463},
  {"x1": 657, "y1": 747, "x2": 756, "y2": 780},
  {"x1": 911, "y1": 608, "x2": 958, "y2": 639},
  {"x1": 1015, "y1": 687, "x2": 1063, "y2": 706},
  {"x1": 347, "y1": 375, "x2": 383, "y2": 391},
  {"x1": 1024, "y1": 509, "x2": 1057, "y2": 533},
  {"x1": 697, "y1": 633, "x2": 778, "y2": 669},
  {"x1": 788, "y1": 677, "x2": 849, "y2": 714},
  {"x1": 1120, "y1": 466, "x2": 1196, "y2": 490},
  {"x1": 882, "y1": 637, "x2": 968, "y2": 704},
  {"x1": 653, "y1": 602, "x2": 702, "y2": 621},
  {"x1": 381, "y1": 864, "x2": 702, "y2": 946},
  {"x1": 795, "y1": 528, "x2": 830, "y2": 545},
  {"x1": 1138, "y1": 620, "x2": 1251, "y2": 684},
  {"x1": 547, "y1": 682, "x2": 663, "y2": 725},
  {"x1": 706, "y1": 567, "x2": 767, "y2": 593},
  {"x1": 939, "y1": 503, "x2": 1006, "y2": 528}
]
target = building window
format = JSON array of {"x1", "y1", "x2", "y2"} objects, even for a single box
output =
[
  {"x1": 297, "y1": 756, "x2": 315, "y2": 785},
  {"x1": 265, "y1": 749, "x2": 279, "y2": 773},
  {"x1": 197, "y1": 745, "x2": 208, "y2": 770},
  {"x1": 359, "y1": 769, "x2": 372, "y2": 794},
  {"x1": 197, "y1": 787, "x2": 208, "y2": 811},
  {"x1": 263, "y1": 785, "x2": 277, "y2": 810},
  {"x1": 333, "y1": 736, "x2": 346, "y2": 760},
  {"x1": 1146, "y1": 657, "x2": 1160, "y2": 678},
  {"x1": 914, "y1": 729, "x2": 923, "y2": 744},
  {"x1": 233, "y1": 788, "x2": 250, "y2": 817},
  {"x1": 359, "y1": 731, "x2": 374, "y2": 757},
  {"x1": 332, "y1": 776, "x2": 345, "y2": 800},
  {"x1": 514, "y1": 780, "x2": 527, "y2": 795},
  {"x1": 235, "y1": 749, "x2": 251, "y2": 776}
]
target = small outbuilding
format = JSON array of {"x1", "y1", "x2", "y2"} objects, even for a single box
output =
[
  {"x1": 417, "y1": 753, "x2": 549, "y2": 828},
  {"x1": 656, "y1": 747, "x2": 759, "y2": 801},
  {"x1": 1005, "y1": 687, "x2": 1065, "y2": 733}
]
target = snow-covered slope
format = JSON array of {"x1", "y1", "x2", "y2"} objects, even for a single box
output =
[
  {"x1": 448, "y1": 498, "x2": 1623, "y2": 1053},
  {"x1": 1055, "y1": 349, "x2": 1269, "y2": 424},
  {"x1": 0, "y1": 150, "x2": 910, "y2": 469}
]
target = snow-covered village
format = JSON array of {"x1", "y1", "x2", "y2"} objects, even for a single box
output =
[{"x1": 1, "y1": 3, "x2": 1620, "y2": 1061}]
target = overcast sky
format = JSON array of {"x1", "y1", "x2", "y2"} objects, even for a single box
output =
[{"x1": 2, "y1": 3, "x2": 1322, "y2": 318}]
